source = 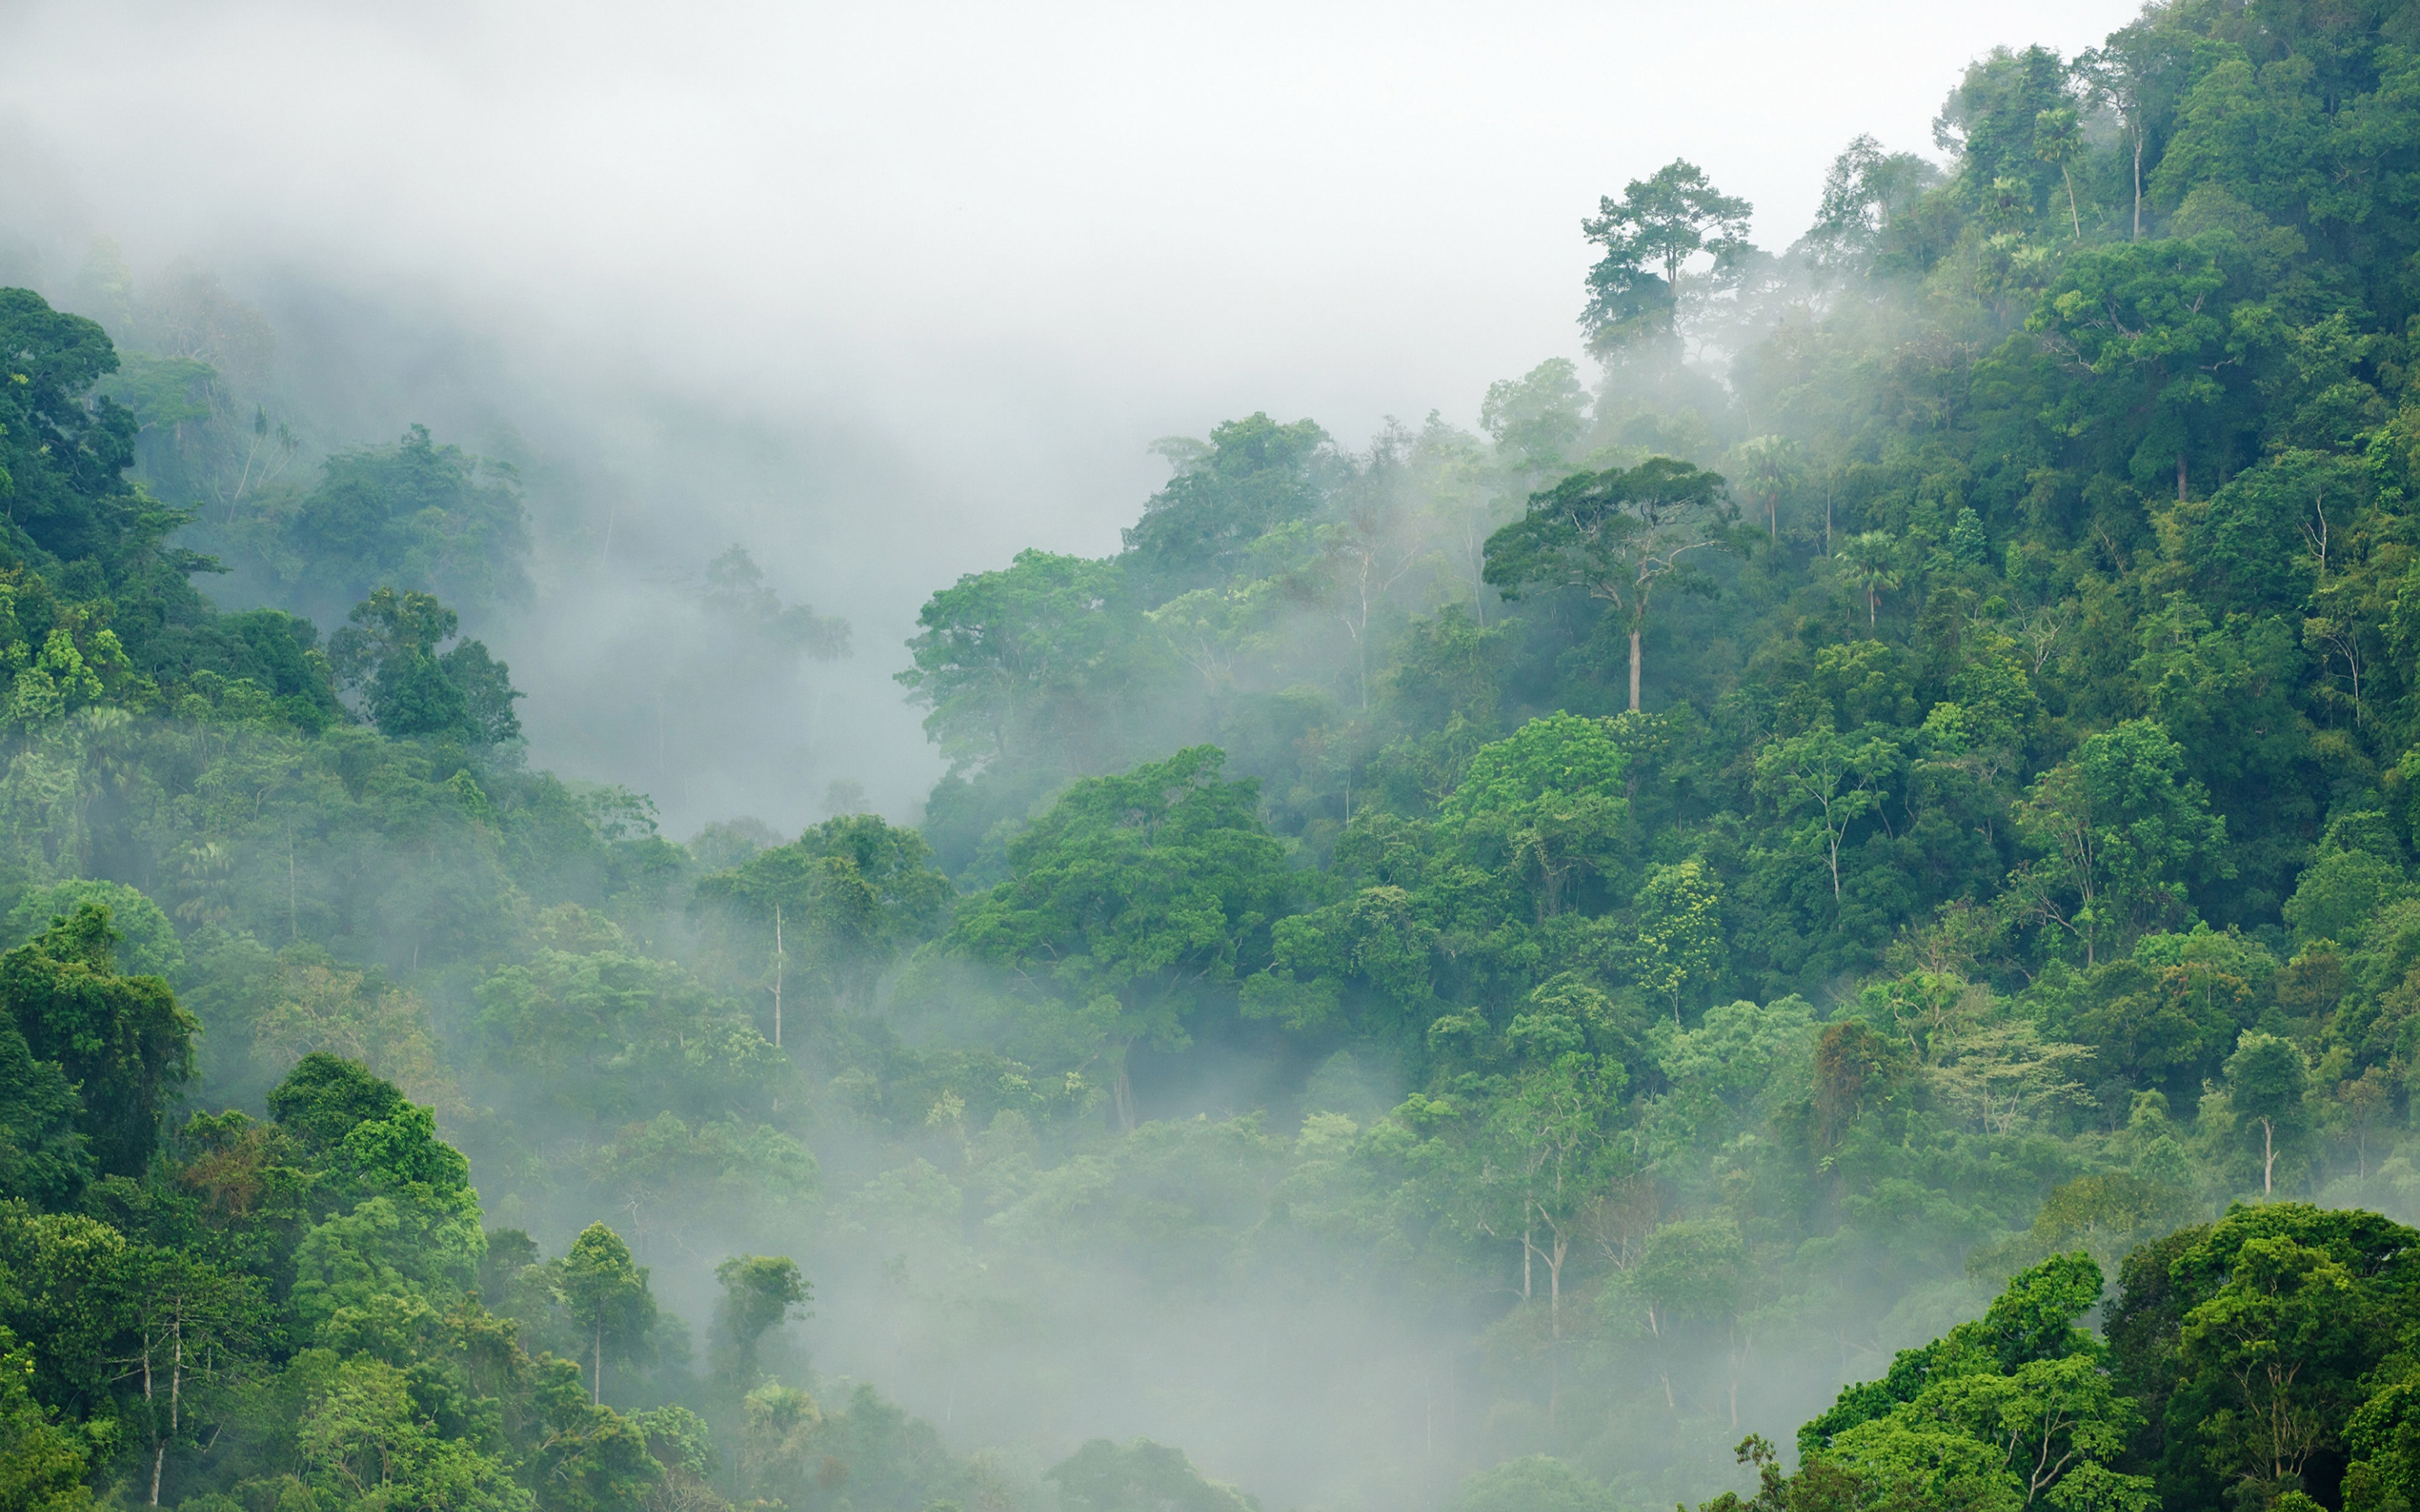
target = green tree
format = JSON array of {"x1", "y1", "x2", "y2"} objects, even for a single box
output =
[
  {"x1": 2012, "y1": 721, "x2": 2228, "y2": 966},
  {"x1": 1835, "y1": 531, "x2": 1902, "y2": 625},
  {"x1": 1119, "y1": 413, "x2": 1339, "y2": 601},
  {"x1": 946, "y1": 747, "x2": 1290, "y2": 1130},
  {"x1": 1471, "y1": 1052, "x2": 1628, "y2": 1369},
  {"x1": 1581, "y1": 160, "x2": 1754, "y2": 348},
  {"x1": 0, "y1": 287, "x2": 142, "y2": 571},
  {"x1": 1935, "y1": 45, "x2": 2080, "y2": 227},
  {"x1": 2, "y1": 904, "x2": 195, "y2": 1179},
  {"x1": 2224, "y1": 1031, "x2": 2310, "y2": 1195},
  {"x1": 1791, "y1": 1254, "x2": 2150, "y2": 1512},
  {"x1": 1805, "y1": 134, "x2": 1939, "y2": 272},
  {"x1": 2181, "y1": 1231, "x2": 2368, "y2": 1490},
  {"x1": 2035, "y1": 106, "x2": 2086, "y2": 237},
  {"x1": 267, "y1": 423, "x2": 531, "y2": 626},
  {"x1": 1049, "y1": 1437, "x2": 1258, "y2": 1512},
  {"x1": 113, "y1": 1248, "x2": 266, "y2": 1507},
  {"x1": 1481, "y1": 359, "x2": 1591, "y2": 481},
  {"x1": 711, "y1": 1254, "x2": 810, "y2": 1391},
  {"x1": 0, "y1": 1009, "x2": 87, "y2": 1209},
  {"x1": 694, "y1": 813, "x2": 955, "y2": 1036},
  {"x1": 555, "y1": 1222, "x2": 656, "y2": 1405},
  {"x1": 327, "y1": 585, "x2": 522, "y2": 745},
  {"x1": 1729, "y1": 435, "x2": 1800, "y2": 543},
  {"x1": 1441, "y1": 712, "x2": 1630, "y2": 920},
  {"x1": 297, "y1": 1353, "x2": 533, "y2": 1510},
  {"x1": 2028, "y1": 239, "x2": 2232, "y2": 494},
  {"x1": 1630, "y1": 858, "x2": 1723, "y2": 1022},
  {"x1": 0, "y1": 1326, "x2": 91, "y2": 1512},
  {"x1": 895, "y1": 549, "x2": 1130, "y2": 772},
  {"x1": 1482, "y1": 457, "x2": 1733, "y2": 711},
  {"x1": 1755, "y1": 727, "x2": 1902, "y2": 903},
  {"x1": 2114, "y1": 1205, "x2": 2417, "y2": 1508},
  {"x1": 2079, "y1": 19, "x2": 2194, "y2": 240}
]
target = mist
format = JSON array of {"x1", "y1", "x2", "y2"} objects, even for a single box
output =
[
  {"x1": 3, "y1": 0, "x2": 2125, "y2": 837},
  {"x1": 20, "y1": 3, "x2": 2390, "y2": 1512}
]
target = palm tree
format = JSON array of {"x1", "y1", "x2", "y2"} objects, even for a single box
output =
[
  {"x1": 1731, "y1": 435, "x2": 1801, "y2": 543},
  {"x1": 2034, "y1": 107, "x2": 2084, "y2": 239},
  {"x1": 1839, "y1": 531, "x2": 1901, "y2": 625}
]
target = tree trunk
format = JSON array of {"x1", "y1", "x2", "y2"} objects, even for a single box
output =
[
  {"x1": 2263, "y1": 1116, "x2": 2275, "y2": 1195},
  {"x1": 1547, "y1": 1235, "x2": 1563, "y2": 1341},
  {"x1": 1113, "y1": 1056, "x2": 1136, "y2": 1134},
  {"x1": 1546, "y1": 1232, "x2": 1564, "y2": 1430},
  {"x1": 2177, "y1": 453, "x2": 2188, "y2": 502},
  {"x1": 593, "y1": 1318, "x2": 603, "y2": 1404},
  {"x1": 772, "y1": 904, "x2": 783, "y2": 1048},
  {"x1": 143, "y1": 1337, "x2": 160, "y2": 1505},
  {"x1": 1628, "y1": 628, "x2": 1642, "y2": 712},
  {"x1": 155, "y1": 1318, "x2": 182, "y2": 1507},
  {"x1": 2133, "y1": 129, "x2": 2144, "y2": 239}
]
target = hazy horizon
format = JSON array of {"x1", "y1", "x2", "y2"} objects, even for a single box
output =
[{"x1": 0, "y1": 0, "x2": 2133, "y2": 831}]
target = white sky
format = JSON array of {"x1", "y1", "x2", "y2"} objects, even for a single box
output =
[
  {"x1": 7, "y1": 0, "x2": 2133, "y2": 470},
  {"x1": 0, "y1": 0, "x2": 2140, "y2": 822}
]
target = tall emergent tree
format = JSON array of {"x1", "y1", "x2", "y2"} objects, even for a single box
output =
[
  {"x1": 554, "y1": 1222, "x2": 656, "y2": 1404},
  {"x1": 711, "y1": 1255, "x2": 811, "y2": 1391},
  {"x1": 1580, "y1": 160, "x2": 1753, "y2": 349},
  {"x1": 1483, "y1": 457, "x2": 1733, "y2": 711}
]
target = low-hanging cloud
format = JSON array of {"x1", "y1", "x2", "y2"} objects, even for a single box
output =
[{"x1": 2, "y1": 0, "x2": 2131, "y2": 831}]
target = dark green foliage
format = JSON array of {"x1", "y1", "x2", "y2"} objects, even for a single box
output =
[
  {"x1": 26, "y1": 1, "x2": 2420, "y2": 1508},
  {"x1": 896, "y1": 548, "x2": 1132, "y2": 774},
  {"x1": 329, "y1": 585, "x2": 523, "y2": 745},
  {"x1": 2, "y1": 904, "x2": 193, "y2": 1179},
  {"x1": 2103, "y1": 1203, "x2": 2420, "y2": 1508},
  {"x1": 265, "y1": 423, "x2": 530, "y2": 627},
  {"x1": 266, "y1": 1052, "x2": 406, "y2": 1154},
  {"x1": 0, "y1": 287, "x2": 139, "y2": 570},
  {"x1": 1120, "y1": 414, "x2": 1340, "y2": 602},
  {"x1": 1581, "y1": 160, "x2": 1752, "y2": 350},
  {"x1": 944, "y1": 745, "x2": 1293, "y2": 1126},
  {"x1": 0, "y1": 1016, "x2": 89, "y2": 1207}
]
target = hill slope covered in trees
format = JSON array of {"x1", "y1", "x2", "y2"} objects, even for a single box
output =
[{"x1": 12, "y1": 1, "x2": 2420, "y2": 1509}]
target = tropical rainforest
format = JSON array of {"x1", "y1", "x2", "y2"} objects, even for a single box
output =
[{"x1": 12, "y1": 1, "x2": 2420, "y2": 1509}]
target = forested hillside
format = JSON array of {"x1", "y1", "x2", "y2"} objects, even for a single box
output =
[{"x1": 10, "y1": 0, "x2": 2420, "y2": 1509}]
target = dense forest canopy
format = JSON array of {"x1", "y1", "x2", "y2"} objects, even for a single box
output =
[{"x1": 15, "y1": 1, "x2": 2420, "y2": 1509}]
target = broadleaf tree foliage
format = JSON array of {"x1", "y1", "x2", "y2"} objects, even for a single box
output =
[{"x1": 16, "y1": 3, "x2": 2420, "y2": 1511}]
